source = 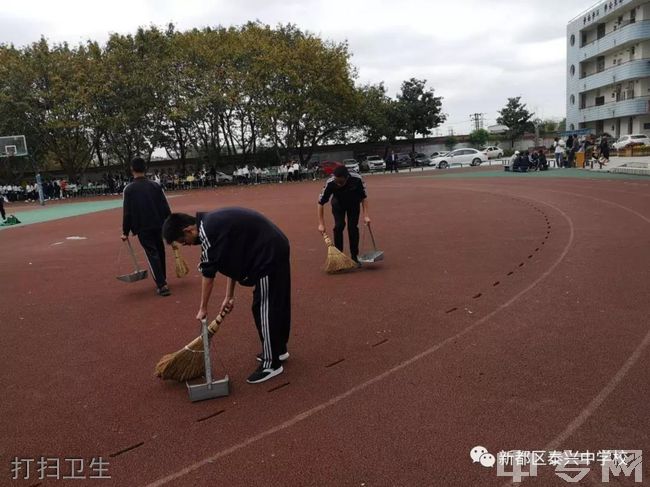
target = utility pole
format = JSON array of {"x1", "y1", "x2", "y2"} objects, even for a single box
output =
[{"x1": 469, "y1": 113, "x2": 485, "y2": 131}]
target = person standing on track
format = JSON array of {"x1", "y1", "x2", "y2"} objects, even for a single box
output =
[
  {"x1": 0, "y1": 191, "x2": 6, "y2": 221},
  {"x1": 121, "y1": 157, "x2": 172, "y2": 297},
  {"x1": 162, "y1": 207, "x2": 292, "y2": 384},
  {"x1": 317, "y1": 165, "x2": 370, "y2": 264}
]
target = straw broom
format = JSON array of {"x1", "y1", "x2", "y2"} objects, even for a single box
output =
[
  {"x1": 155, "y1": 307, "x2": 231, "y2": 381},
  {"x1": 172, "y1": 242, "x2": 189, "y2": 278},
  {"x1": 322, "y1": 232, "x2": 357, "y2": 273}
]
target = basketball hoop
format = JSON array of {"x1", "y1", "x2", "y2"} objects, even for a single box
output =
[{"x1": 0, "y1": 136, "x2": 27, "y2": 158}]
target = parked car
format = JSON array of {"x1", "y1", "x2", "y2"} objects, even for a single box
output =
[
  {"x1": 215, "y1": 171, "x2": 233, "y2": 183},
  {"x1": 394, "y1": 152, "x2": 412, "y2": 168},
  {"x1": 481, "y1": 146, "x2": 504, "y2": 159},
  {"x1": 412, "y1": 152, "x2": 430, "y2": 166},
  {"x1": 429, "y1": 148, "x2": 488, "y2": 169},
  {"x1": 430, "y1": 151, "x2": 448, "y2": 159},
  {"x1": 319, "y1": 160, "x2": 344, "y2": 176},
  {"x1": 364, "y1": 155, "x2": 386, "y2": 171},
  {"x1": 342, "y1": 158, "x2": 360, "y2": 172},
  {"x1": 612, "y1": 134, "x2": 650, "y2": 150}
]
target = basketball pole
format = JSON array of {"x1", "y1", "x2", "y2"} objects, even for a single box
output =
[{"x1": 35, "y1": 171, "x2": 45, "y2": 206}]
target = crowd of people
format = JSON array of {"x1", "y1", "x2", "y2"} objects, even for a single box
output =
[
  {"x1": 551, "y1": 134, "x2": 610, "y2": 169},
  {"x1": 507, "y1": 134, "x2": 611, "y2": 172},
  {"x1": 509, "y1": 149, "x2": 550, "y2": 172},
  {"x1": 0, "y1": 160, "x2": 324, "y2": 205}
]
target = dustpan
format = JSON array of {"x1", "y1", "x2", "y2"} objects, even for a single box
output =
[
  {"x1": 358, "y1": 222, "x2": 384, "y2": 263},
  {"x1": 186, "y1": 318, "x2": 230, "y2": 402},
  {"x1": 116, "y1": 239, "x2": 148, "y2": 282}
]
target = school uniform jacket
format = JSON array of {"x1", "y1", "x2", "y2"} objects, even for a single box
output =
[
  {"x1": 197, "y1": 207, "x2": 290, "y2": 286},
  {"x1": 122, "y1": 177, "x2": 171, "y2": 236},
  {"x1": 318, "y1": 173, "x2": 367, "y2": 209}
]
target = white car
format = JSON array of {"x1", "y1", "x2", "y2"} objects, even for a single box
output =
[
  {"x1": 430, "y1": 151, "x2": 448, "y2": 159},
  {"x1": 215, "y1": 171, "x2": 233, "y2": 183},
  {"x1": 429, "y1": 148, "x2": 488, "y2": 169},
  {"x1": 481, "y1": 146, "x2": 504, "y2": 159},
  {"x1": 343, "y1": 158, "x2": 360, "y2": 172},
  {"x1": 364, "y1": 155, "x2": 386, "y2": 171},
  {"x1": 612, "y1": 134, "x2": 650, "y2": 150}
]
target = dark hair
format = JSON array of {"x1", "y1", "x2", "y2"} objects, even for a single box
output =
[
  {"x1": 163, "y1": 213, "x2": 196, "y2": 244},
  {"x1": 131, "y1": 157, "x2": 146, "y2": 173},
  {"x1": 333, "y1": 165, "x2": 349, "y2": 178}
]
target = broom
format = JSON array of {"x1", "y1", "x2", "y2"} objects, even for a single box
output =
[
  {"x1": 322, "y1": 232, "x2": 357, "y2": 273},
  {"x1": 155, "y1": 306, "x2": 231, "y2": 381},
  {"x1": 172, "y1": 242, "x2": 190, "y2": 278}
]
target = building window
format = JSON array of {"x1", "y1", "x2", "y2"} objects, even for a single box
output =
[
  {"x1": 570, "y1": 65, "x2": 575, "y2": 77},
  {"x1": 570, "y1": 34, "x2": 575, "y2": 46},
  {"x1": 570, "y1": 124, "x2": 575, "y2": 131},
  {"x1": 570, "y1": 95, "x2": 576, "y2": 105}
]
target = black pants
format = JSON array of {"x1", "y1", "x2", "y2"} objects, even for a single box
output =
[
  {"x1": 0, "y1": 197, "x2": 5, "y2": 220},
  {"x1": 137, "y1": 229, "x2": 167, "y2": 289},
  {"x1": 252, "y1": 255, "x2": 291, "y2": 369},
  {"x1": 332, "y1": 203, "x2": 360, "y2": 261}
]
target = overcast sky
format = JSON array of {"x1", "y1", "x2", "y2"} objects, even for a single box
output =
[{"x1": 1, "y1": 0, "x2": 596, "y2": 135}]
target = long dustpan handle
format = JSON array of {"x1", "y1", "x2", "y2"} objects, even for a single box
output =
[
  {"x1": 201, "y1": 319, "x2": 213, "y2": 385},
  {"x1": 125, "y1": 239, "x2": 142, "y2": 271},
  {"x1": 366, "y1": 222, "x2": 379, "y2": 250}
]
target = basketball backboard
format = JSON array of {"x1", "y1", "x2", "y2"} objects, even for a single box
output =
[{"x1": 0, "y1": 136, "x2": 27, "y2": 157}]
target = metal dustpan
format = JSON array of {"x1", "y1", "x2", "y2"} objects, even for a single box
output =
[
  {"x1": 187, "y1": 318, "x2": 230, "y2": 402},
  {"x1": 358, "y1": 223, "x2": 384, "y2": 263},
  {"x1": 116, "y1": 239, "x2": 149, "y2": 282}
]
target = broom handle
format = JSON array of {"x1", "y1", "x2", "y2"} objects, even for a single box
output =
[
  {"x1": 125, "y1": 239, "x2": 142, "y2": 271},
  {"x1": 322, "y1": 232, "x2": 334, "y2": 247},
  {"x1": 366, "y1": 223, "x2": 378, "y2": 251},
  {"x1": 201, "y1": 318, "x2": 213, "y2": 385},
  {"x1": 184, "y1": 306, "x2": 232, "y2": 351},
  {"x1": 172, "y1": 243, "x2": 182, "y2": 260}
]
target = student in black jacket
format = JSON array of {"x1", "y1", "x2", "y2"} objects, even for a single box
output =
[
  {"x1": 121, "y1": 157, "x2": 171, "y2": 296},
  {"x1": 317, "y1": 165, "x2": 370, "y2": 264},
  {"x1": 162, "y1": 207, "x2": 291, "y2": 384}
]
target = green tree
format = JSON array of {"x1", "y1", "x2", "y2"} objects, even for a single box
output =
[
  {"x1": 445, "y1": 136, "x2": 457, "y2": 151},
  {"x1": 496, "y1": 96, "x2": 535, "y2": 148},
  {"x1": 97, "y1": 27, "x2": 169, "y2": 173},
  {"x1": 253, "y1": 23, "x2": 358, "y2": 164},
  {"x1": 468, "y1": 129, "x2": 489, "y2": 148},
  {"x1": 396, "y1": 78, "x2": 446, "y2": 153},
  {"x1": 0, "y1": 44, "x2": 46, "y2": 181}
]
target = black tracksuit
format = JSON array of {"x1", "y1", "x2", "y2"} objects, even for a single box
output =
[
  {"x1": 122, "y1": 177, "x2": 171, "y2": 289},
  {"x1": 318, "y1": 173, "x2": 367, "y2": 261},
  {"x1": 0, "y1": 195, "x2": 5, "y2": 220},
  {"x1": 197, "y1": 208, "x2": 291, "y2": 369}
]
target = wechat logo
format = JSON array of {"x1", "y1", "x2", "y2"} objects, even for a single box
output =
[{"x1": 471, "y1": 446, "x2": 496, "y2": 468}]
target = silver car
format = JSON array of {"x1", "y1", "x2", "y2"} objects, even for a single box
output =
[
  {"x1": 364, "y1": 155, "x2": 386, "y2": 171},
  {"x1": 343, "y1": 158, "x2": 360, "y2": 172},
  {"x1": 429, "y1": 148, "x2": 488, "y2": 169}
]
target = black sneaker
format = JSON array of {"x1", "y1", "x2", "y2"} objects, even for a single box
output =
[
  {"x1": 156, "y1": 286, "x2": 171, "y2": 297},
  {"x1": 256, "y1": 351, "x2": 290, "y2": 363},
  {"x1": 246, "y1": 364, "x2": 284, "y2": 384}
]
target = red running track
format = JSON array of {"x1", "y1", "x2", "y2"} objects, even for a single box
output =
[{"x1": 1, "y1": 169, "x2": 649, "y2": 486}]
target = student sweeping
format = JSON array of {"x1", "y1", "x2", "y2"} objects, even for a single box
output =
[
  {"x1": 121, "y1": 157, "x2": 171, "y2": 296},
  {"x1": 317, "y1": 165, "x2": 370, "y2": 264},
  {"x1": 162, "y1": 208, "x2": 291, "y2": 384}
]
